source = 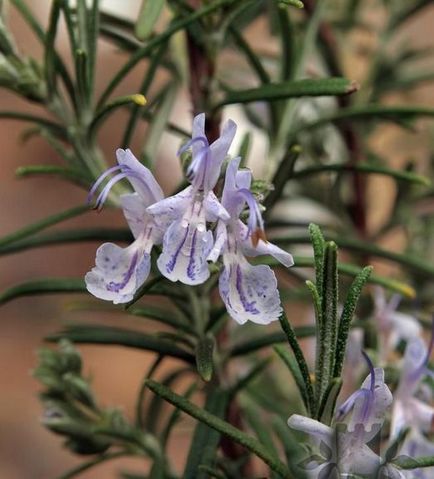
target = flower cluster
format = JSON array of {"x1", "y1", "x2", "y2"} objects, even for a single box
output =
[{"x1": 85, "y1": 113, "x2": 293, "y2": 324}]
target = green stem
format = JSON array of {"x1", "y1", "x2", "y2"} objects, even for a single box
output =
[{"x1": 145, "y1": 380, "x2": 293, "y2": 478}]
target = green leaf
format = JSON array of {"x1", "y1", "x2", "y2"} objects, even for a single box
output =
[
  {"x1": 195, "y1": 336, "x2": 215, "y2": 382},
  {"x1": 291, "y1": 105, "x2": 434, "y2": 137},
  {"x1": 278, "y1": 312, "x2": 315, "y2": 415},
  {"x1": 316, "y1": 378, "x2": 342, "y2": 425},
  {"x1": 274, "y1": 344, "x2": 309, "y2": 413},
  {"x1": 145, "y1": 367, "x2": 192, "y2": 434},
  {"x1": 0, "y1": 228, "x2": 131, "y2": 256},
  {"x1": 278, "y1": 0, "x2": 304, "y2": 7},
  {"x1": 183, "y1": 389, "x2": 229, "y2": 479},
  {"x1": 0, "y1": 278, "x2": 86, "y2": 304},
  {"x1": 44, "y1": 0, "x2": 61, "y2": 99},
  {"x1": 315, "y1": 242, "x2": 338, "y2": 406},
  {"x1": 392, "y1": 454, "x2": 434, "y2": 469},
  {"x1": 230, "y1": 325, "x2": 316, "y2": 357},
  {"x1": 0, "y1": 111, "x2": 67, "y2": 138},
  {"x1": 145, "y1": 380, "x2": 292, "y2": 478},
  {"x1": 0, "y1": 205, "x2": 89, "y2": 248},
  {"x1": 308, "y1": 224, "x2": 325, "y2": 296},
  {"x1": 275, "y1": 232, "x2": 434, "y2": 283},
  {"x1": 264, "y1": 145, "x2": 301, "y2": 215},
  {"x1": 15, "y1": 165, "x2": 89, "y2": 187},
  {"x1": 135, "y1": 0, "x2": 165, "y2": 40},
  {"x1": 122, "y1": 41, "x2": 168, "y2": 149},
  {"x1": 129, "y1": 305, "x2": 193, "y2": 334},
  {"x1": 57, "y1": 451, "x2": 130, "y2": 479},
  {"x1": 90, "y1": 94, "x2": 147, "y2": 137},
  {"x1": 333, "y1": 266, "x2": 373, "y2": 378},
  {"x1": 47, "y1": 325, "x2": 195, "y2": 364},
  {"x1": 217, "y1": 77, "x2": 357, "y2": 108},
  {"x1": 97, "y1": 0, "x2": 234, "y2": 108},
  {"x1": 292, "y1": 162, "x2": 430, "y2": 186},
  {"x1": 136, "y1": 356, "x2": 164, "y2": 429},
  {"x1": 241, "y1": 396, "x2": 279, "y2": 461},
  {"x1": 140, "y1": 80, "x2": 178, "y2": 165}
]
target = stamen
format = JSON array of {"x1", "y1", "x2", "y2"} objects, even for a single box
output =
[
  {"x1": 87, "y1": 165, "x2": 123, "y2": 204},
  {"x1": 237, "y1": 188, "x2": 265, "y2": 239},
  {"x1": 178, "y1": 135, "x2": 209, "y2": 156},
  {"x1": 95, "y1": 172, "x2": 130, "y2": 210}
]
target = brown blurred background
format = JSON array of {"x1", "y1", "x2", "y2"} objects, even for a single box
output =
[{"x1": 2, "y1": 2, "x2": 434, "y2": 478}]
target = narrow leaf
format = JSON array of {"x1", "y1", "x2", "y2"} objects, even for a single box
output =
[
  {"x1": 217, "y1": 77, "x2": 358, "y2": 108},
  {"x1": 274, "y1": 344, "x2": 309, "y2": 413},
  {"x1": 183, "y1": 389, "x2": 229, "y2": 479},
  {"x1": 316, "y1": 241, "x2": 338, "y2": 405},
  {"x1": 145, "y1": 380, "x2": 292, "y2": 478},
  {"x1": 0, "y1": 205, "x2": 89, "y2": 248},
  {"x1": 333, "y1": 266, "x2": 373, "y2": 378},
  {"x1": 47, "y1": 325, "x2": 195, "y2": 363},
  {"x1": 308, "y1": 223, "x2": 325, "y2": 296},
  {"x1": 292, "y1": 162, "x2": 430, "y2": 186},
  {"x1": 135, "y1": 0, "x2": 165, "y2": 40},
  {"x1": 0, "y1": 278, "x2": 86, "y2": 304},
  {"x1": 230, "y1": 325, "x2": 316, "y2": 357},
  {"x1": 195, "y1": 336, "x2": 215, "y2": 382},
  {"x1": 279, "y1": 312, "x2": 315, "y2": 415}
]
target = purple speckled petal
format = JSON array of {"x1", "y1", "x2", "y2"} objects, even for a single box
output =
[
  {"x1": 203, "y1": 119, "x2": 237, "y2": 192},
  {"x1": 219, "y1": 255, "x2": 282, "y2": 325},
  {"x1": 147, "y1": 186, "x2": 193, "y2": 230},
  {"x1": 85, "y1": 240, "x2": 151, "y2": 304},
  {"x1": 203, "y1": 191, "x2": 230, "y2": 222},
  {"x1": 207, "y1": 220, "x2": 227, "y2": 262},
  {"x1": 120, "y1": 193, "x2": 148, "y2": 239},
  {"x1": 116, "y1": 148, "x2": 164, "y2": 204},
  {"x1": 157, "y1": 219, "x2": 213, "y2": 285},
  {"x1": 237, "y1": 222, "x2": 294, "y2": 267}
]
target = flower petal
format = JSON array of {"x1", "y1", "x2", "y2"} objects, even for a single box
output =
[
  {"x1": 157, "y1": 219, "x2": 213, "y2": 285},
  {"x1": 203, "y1": 191, "x2": 230, "y2": 222},
  {"x1": 116, "y1": 148, "x2": 164, "y2": 204},
  {"x1": 147, "y1": 186, "x2": 193, "y2": 230},
  {"x1": 120, "y1": 193, "x2": 148, "y2": 239},
  {"x1": 207, "y1": 220, "x2": 227, "y2": 263},
  {"x1": 287, "y1": 414, "x2": 333, "y2": 447},
  {"x1": 204, "y1": 119, "x2": 237, "y2": 191},
  {"x1": 238, "y1": 222, "x2": 294, "y2": 267},
  {"x1": 85, "y1": 241, "x2": 150, "y2": 304},
  {"x1": 397, "y1": 337, "x2": 428, "y2": 399},
  {"x1": 348, "y1": 368, "x2": 392, "y2": 442},
  {"x1": 191, "y1": 113, "x2": 206, "y2": 157},
  {"x1": 219, "y1": 256, "x2": 282, "y2": 325}
]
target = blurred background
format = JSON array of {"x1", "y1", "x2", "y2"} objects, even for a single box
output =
[{"x1": 2, "y1": 1, "x2": 434, "y2": 477}]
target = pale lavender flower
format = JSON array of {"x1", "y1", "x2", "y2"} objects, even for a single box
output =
[
  {"x1": 390, "y1": 331, "x2": 434, "y2": 439},
  {"x1": 85, "y1": 149, "x2": 165, "y2": 304},
  {"x1": 399, "y1": 430, "x2": 434, "y2": 479},
  {"x1": 288, "y1": 353, "x2": 393, "y2": 477},
  {"x1": 147, "y1": 113, "x2": 234, "y2": 285},
  {"x1": 373, "y1": 286, "x2": 422, "y2": 362},
  {"x1": 208, "y1": 157, "x2": 293, "y2": 325}
]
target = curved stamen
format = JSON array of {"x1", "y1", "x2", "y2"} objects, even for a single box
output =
[
  {"x1": 356, "y1": 350, "x2": 375, "y2": 425},
  {"x1": 237, "y1": 188, "x2": 264, "y2": 236},
  {"x1": 95, "y1": 172, "x2": 130, "y2": 210},
  {"x1": 186, "y1": 146, "x2": 208, "y2": 183},
  {"x1": 87, "y1": 165, "x2": 123, "y2": 204},
  {"x1": 178, "y1": 135, "x2": 209, "y2": 156}
]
